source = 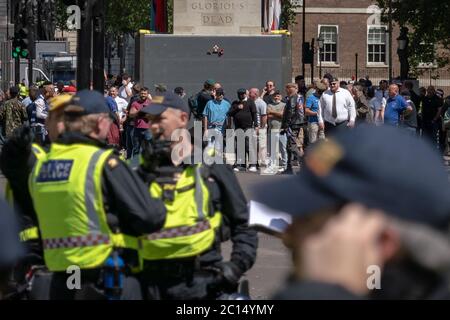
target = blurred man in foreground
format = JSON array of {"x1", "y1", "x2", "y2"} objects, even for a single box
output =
[{"x1": 254, "y1": 126, "x2": 450, "y2": 299}]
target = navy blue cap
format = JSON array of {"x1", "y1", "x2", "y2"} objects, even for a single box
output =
[
  {"x1": 65, "y1": 89, "x2": 110, "y2": 115},
  {"x1": 0, "y1": 200, "x2": 24, "y2": 267},
  {"x1": 237, "y1": 88, "x2": 247, "y2": 95},
  {"x1": 254, "y1": 125, "x2": 450, "y2": 229},
  {"x1": 140, "y1": 92, "x2": 190, "y2": 116}
]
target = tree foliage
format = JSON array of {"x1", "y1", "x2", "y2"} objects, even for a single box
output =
[
  {"x1": 106, "y1": 0, "x2": 152, "y2": 36},
  {"x1": 280, "y1": 0, "x2": 300, "y2": 30},
  {"x1": 377, "y1": 0, "x2": 450, "y2": 71},
  {"x1": 54, "y1": 0, "x2": 152, "y2": 36},
  {"x1": 54, "y1": 0, "x2": 70, "y2": 32}
]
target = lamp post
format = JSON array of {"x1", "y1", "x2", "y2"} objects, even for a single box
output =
[
  {"x1": 388, "y1": 0, "x2": 393, "y2": 83},
  {"x1": 397, "y1": 27, "x2": 409, "y2": 81},
  {"x1": 317, "y1": 35, "x2": 324, "y2": 79},
  {"x1": 302, "y1": 0, "x2": 306, "y2": 77}
]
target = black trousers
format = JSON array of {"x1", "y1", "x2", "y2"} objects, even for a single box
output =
[
  {"x1": 141, "y1": 259, "x2": 224, "y2": 300},
  {"x1": 324, "y1": 121, "x2": 349, "y2": 137},
  {"x1": 233, "y1": 132, "x2": 257, "y2": 168}
]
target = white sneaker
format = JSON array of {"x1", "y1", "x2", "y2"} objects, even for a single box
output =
[
  {"x1": 262, "y1": 167, "x2": 277, "y2": 175},
  {"x1": 233, "y1": 167, "x2": 241, "y2": 172},
  {"x1": 248, "y1": 166, "x2": 258, "y2": 173},
  {"x1": 278, "y1": 168, "x2": 286, "y2": 174}
]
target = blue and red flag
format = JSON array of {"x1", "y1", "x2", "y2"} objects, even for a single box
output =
[{"x1": 150, "y1": 0, "x2": 168, "y2": 33}]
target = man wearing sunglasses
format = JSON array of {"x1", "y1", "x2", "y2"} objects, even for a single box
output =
[{"x1": 318, "y1": 77, "x2": 356, "y2": 137}]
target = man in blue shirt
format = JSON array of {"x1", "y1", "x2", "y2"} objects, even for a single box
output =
[
  {"x1": 203, "y1": 88, "x2": 231, "y2": 155},
  {"x1": 384, "y1": 84, "x2": 412, "y2": 126},
  {"x1": 305, "y1": 82, "x2": 326, "y2": 144}
]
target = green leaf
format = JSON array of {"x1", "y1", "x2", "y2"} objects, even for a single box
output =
[{"x1": 376, "y1": 0, "x2": 450, "y2": 71}]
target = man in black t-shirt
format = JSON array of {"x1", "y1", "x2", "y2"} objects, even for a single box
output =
[
  {"x1": 196, "y1": 79, "x2": 216, "y2": 120},
  {"x1": 228, "y1": 89, "x2": 258, "y2": 172},
  {"x1": 422, "y1": 86, "x2": 443, "y2": 148}
]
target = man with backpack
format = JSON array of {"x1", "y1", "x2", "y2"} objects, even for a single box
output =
[{"x1": 189, "y1": 79, "x2": 216, "y2": 121}]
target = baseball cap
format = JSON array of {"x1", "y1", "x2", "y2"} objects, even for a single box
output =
[
  {"x1": 49, "y1": 94, "x2": 73, "y2": 112},
  {"x1": 63, "y1": 86, "x2": 77, "y2": 94},
  {"x1": 155, "y1": 83, "x2": 168, "y2": 92},
  {"x1": 140, "y1": 92, "x2": 190, "y2": 116},
  {"x1": 237, "y1": 88, "x2": 247, "y2": 95},
  {"x1": 65, "y1": 89, "x2": 110, "y2": 115},
  {"x1": 253, "y1": 125, "x2": 450, "y2": 229},
  {"x1": 205, "y1": 79, "x2": 216, "y2": 86}
]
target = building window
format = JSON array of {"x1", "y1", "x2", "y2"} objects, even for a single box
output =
[
  {"x1": 318, "y1": 25, "x2": 338, "y2": 64},
  {"x1": 367, "y1": 26, "x2": 387, "y2": 64}
]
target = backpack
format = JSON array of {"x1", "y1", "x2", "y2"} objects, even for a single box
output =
[{"x1": 188, "y1": 93, "x2": 201, "y2": 119}]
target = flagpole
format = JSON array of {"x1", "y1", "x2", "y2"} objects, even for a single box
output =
[{"x1": 302, "y1": 0, "x2": 306, "y2": 77}]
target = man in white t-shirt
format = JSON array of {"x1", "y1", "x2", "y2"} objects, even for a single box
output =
[
  {"x1": 118, "y1": 74, "x2": 133, "y2": 102},
  {"x1": 110, "y1": 86, "x2": 129, "y2": 124}
]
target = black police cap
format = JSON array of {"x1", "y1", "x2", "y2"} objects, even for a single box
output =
[
  {"x1": 140, "y1": 92, "x2": 190, "y2": 116},
  {"x1": 65, "y1": 89, "x2": 110, "y2": 115}
]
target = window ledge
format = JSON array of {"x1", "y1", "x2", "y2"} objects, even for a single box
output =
[
  {"x1": 366, "y1": 64, "x2": 389, "y2": 68},
  {"x1": 317, "y1": 63, "x2": 340, "y2": 68}
]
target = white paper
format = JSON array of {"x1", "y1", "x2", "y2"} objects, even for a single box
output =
[{"x1": 248, "y1": 201, "x2": 292, "y2": 234}]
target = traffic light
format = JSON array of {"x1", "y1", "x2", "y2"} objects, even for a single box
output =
[
  {"x1": 12, "y1": 28, "x2": 29, "y2": 59},
  {"x1": 302, "y1": 42, "x2": 314, "y2": 65}
]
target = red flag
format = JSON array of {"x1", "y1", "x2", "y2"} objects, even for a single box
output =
[{"x1": 153, "y1": 0, "x2": 167, "y2": 33}]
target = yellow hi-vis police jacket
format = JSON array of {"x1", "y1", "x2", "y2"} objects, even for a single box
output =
[
  {"x1": 29, "y1": 143, "x2": 138, "y2": 272},
  {"x1": 139, "y1": 165, "x2": 222, "y2": 261}
]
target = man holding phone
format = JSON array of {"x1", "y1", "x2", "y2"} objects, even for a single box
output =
[
  {"x1": 254, "y1": 125, "x2": 450, "y2": 300},
  {"x1": 119, "y1": 74, "x2": 134, "y2": 102},
  {"x1": 262, "y1": 81, "x2": 276, "y2": 105}
]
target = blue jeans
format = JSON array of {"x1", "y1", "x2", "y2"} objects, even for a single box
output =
[
  {"x1": 132, "y1": 128, "x2": 152, "y2": 158},
  {"x1": 125, "y1": 124, "x2": 134, "y2": 159},
  {"x1": 269, "y1": 130, "x2": 287, "y2": 169}
]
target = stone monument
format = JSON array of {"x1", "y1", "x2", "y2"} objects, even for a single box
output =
[{"x1": 174, "y1": 0, "x2": 261, "y2": 35}]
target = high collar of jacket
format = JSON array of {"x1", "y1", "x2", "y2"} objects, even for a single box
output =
[{"x1": 56, "y1": 132, "x2": 110, "y2": 150}]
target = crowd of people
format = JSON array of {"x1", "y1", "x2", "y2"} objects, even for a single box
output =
[
  {"x1": 188, "y1": 74, "x2": 450, "y2": 174},
  {"x1": 2, "y1": 73, "x2": 448, "y2": 172}
]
